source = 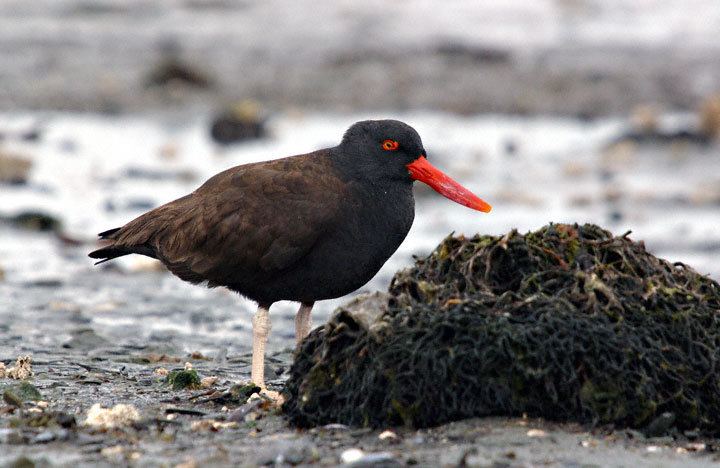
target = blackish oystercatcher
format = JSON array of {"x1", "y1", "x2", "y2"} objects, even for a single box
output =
[{"x1": 89, "y1": 120, "x2": 491, "y2": 390}]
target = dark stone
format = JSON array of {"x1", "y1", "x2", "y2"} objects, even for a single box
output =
[
  {"x1": 3, "y1": 211, "x2": 61, "y2": 232},
  {"x1": 643, "y1": 412, "x2": 676, "y2": 437},
  {"x1": 209, "y1": 103, "x2": 266, "y2": 145},
  {"x1": 62, "y1": 328, "x2": 110, "y2": 349}
]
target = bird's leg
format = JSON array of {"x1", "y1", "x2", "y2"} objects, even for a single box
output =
[
  {"x1": 251, "y1": 304, "x2": 271, "y2": 389},
  {"x1": 295, "y1": 302, "x2": 314, "y2": 346}
]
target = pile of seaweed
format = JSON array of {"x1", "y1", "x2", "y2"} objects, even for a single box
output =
[{"x1": 283, "y1": 224, "x2": 720, "y2": 430}]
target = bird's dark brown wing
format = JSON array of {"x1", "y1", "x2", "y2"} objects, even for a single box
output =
[{"x1": 97, "y1": 150, "x2": 347, "y2": 285}]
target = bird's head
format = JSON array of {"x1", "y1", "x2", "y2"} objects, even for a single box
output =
[{"x1": 338, "y1": 119, "x2": 492, "y2": 212}]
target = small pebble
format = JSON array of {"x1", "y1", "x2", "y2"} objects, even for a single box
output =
[
  {"x1": 200, "y1": 376, "x2": 218, "y2": 388},
  {"x1": 340, "y1": 448, "x2": 397, "y2": 466},
  {"x1": 32, "y1": 430, "x2": 56, "y2": 444},
  {"x1": 378, "y1": 430, "x2": 399, "y2": 441},
  {"x1": 340, "y1": 448, "x2": 364, "y2": 464}
]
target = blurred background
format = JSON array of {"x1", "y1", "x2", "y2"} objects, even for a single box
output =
[{"x1": 1, "y1": 0, "x2": 719, "y2": 355}]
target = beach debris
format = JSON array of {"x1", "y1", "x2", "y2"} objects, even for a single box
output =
[
  {"x1": 527, "y1": 429, "x2": 547, "y2": 438},
  {"x1": 190, "y1": 419, "x2": 239, "y2": 432},
  {"x1": 200, "y1": 376, "x2": 218, "y2": 388},
  {"x1": 194, "y1": 382, "x2": 261, "y2": 406},
  {"x1": 0, "y1": 151, "x2": 32, "y2": 185},
  {"x1": 209, "y1": 100, "x2": 266, "y2": 145},
  {"x1": 340, "y1": 448, "x2": 396, "y2": 466},
  {"x1": 138, "y1": 353, "x2": 182, "y2": 364},
  {"x1": 166, "y1": 368, "x2": 201, "y2": 390},
  {"x1": 378, "y1": 429, "x2": 400, "y2": 442},
  {"x1": 19, "y1": 411, "x2": 76, "y2": 430},
  {"x1": 154, "y1": 367, "x2": 169, "y2": 377},
  {"x1": 284, "y1": 224, "x2": 720, "y2": 431},
  {"x1": 3, "y1": 355, "x2": 34, "y2": 380},
  {"x1": 84, "y1": 403, "x2": 140, "y2": 429}
]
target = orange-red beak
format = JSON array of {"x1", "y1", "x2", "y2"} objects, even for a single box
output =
[{"x1": 407, "y1": 156, "x2": 492, "y2": 212}]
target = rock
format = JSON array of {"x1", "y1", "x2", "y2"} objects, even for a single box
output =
[
  {"x1": 209, "y1": 101, "x2": 266, "y2": 145},
  {"x1": 227, "y1": 399, "x2": 263, "y2": 423},
  {"x1": 22, "y1": 279, "x2": 63, "y2": 288},
  {"x1": 337, "y1": 291, "x2": 389, "y2": 329},
  {"x1": 7, "y1": 456, "x2": 34, "y2": 468},
  {"x1": 62, "y1": 328, "x2": 109, "y2": 350},
  {"x1": 190, "y1": 419, "x2": 238, "y2": 431},
  {"x1": 0, "y1": 151, "x2": 32, "y2": 185},
  {"x1": 643, "y1": 412, "x2": 676, "y2": 437},
  {"x1": 274, "y1": 441, "x2": 319, "y2": 466},
  {"x1": 84, "y1": 403, "x2": 141, "y2": 429},
  {"x1": 200, "y1": 376, "x2": 218, "y2": 388},
  {"x1": 527, "y1": 429, "x2": 547, "y2": 438},
  {"x1": 4, "y1": 211, "x2": 61, "y2": 232},
  {"x1": 434, "y1": 42, "x2": 510, "y2": 64},
  {"x1": 31, "y1": 430, "x2": 56, "y2": 444},
  {"x1": 340, "y1": 448, "x2": 398, "y2": 467},
  {"x1": 123, "y1": 167, "x2": 197, "y2": 183},
  {"x1": 3, "y1": 389, "x2": 24, "y2": 407},
  {"x1": 145, "y1": 42, "x2": 212, "y2": 89},
  {"x1": 0, "y1": 428, "x2": 25, "y2": 445}
]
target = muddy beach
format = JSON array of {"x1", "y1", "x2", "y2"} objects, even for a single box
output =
[{"x1": 3, "y1": 1, "x2": 720, "y2": 466}]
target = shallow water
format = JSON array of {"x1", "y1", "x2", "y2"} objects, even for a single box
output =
[{"x1": 1, "y1": 111, "x2": 719, "y2": 357}]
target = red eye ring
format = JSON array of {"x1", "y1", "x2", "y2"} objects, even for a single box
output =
[{"x1": 382, "y1": 139, "x2": 399, "y2": 151}]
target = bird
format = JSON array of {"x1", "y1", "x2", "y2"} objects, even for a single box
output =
[{"x1": 89, "y1": 119, "x2": 491, "y2": 391}]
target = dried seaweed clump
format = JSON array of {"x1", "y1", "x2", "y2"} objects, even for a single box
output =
[{"x1": 283, "y1": 224, "x2": 720, "y2": 430}]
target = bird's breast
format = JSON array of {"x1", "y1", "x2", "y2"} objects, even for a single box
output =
[{"x1": 287, "y1": 181, "x2": 415, "y2": 300}]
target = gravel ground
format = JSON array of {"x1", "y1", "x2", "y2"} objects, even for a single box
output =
[{"x1": 1, "y1": 268, "x2": 720, "y2": 467}]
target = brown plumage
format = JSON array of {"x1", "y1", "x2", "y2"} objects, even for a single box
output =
[
  {"x1": 92, "y1": 151, "x2": 348, "y2": 304},
  {"x1": 89, "y1": 119, "x2": 491, "y2": 390}
]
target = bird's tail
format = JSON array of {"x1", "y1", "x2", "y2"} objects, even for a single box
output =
[{"x1": 88, "y1": 227, "x2": 156, "y2": 265}]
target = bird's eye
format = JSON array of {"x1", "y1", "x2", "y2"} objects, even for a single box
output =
[{"x1": 382, "y1": 139, "x2": 399, "y2": 151}]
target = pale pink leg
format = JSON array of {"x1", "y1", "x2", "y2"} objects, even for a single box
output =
[
  {"x1": 251, "y1": 305, "x2": 271, "y2": 389},
  {"x1": 295, "y1": 302, "x2": 314, "y2": 346}
]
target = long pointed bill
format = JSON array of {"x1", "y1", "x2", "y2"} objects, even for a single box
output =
[{"x1": 407, "y1": 156, "x2": 492, "y2": 212}]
